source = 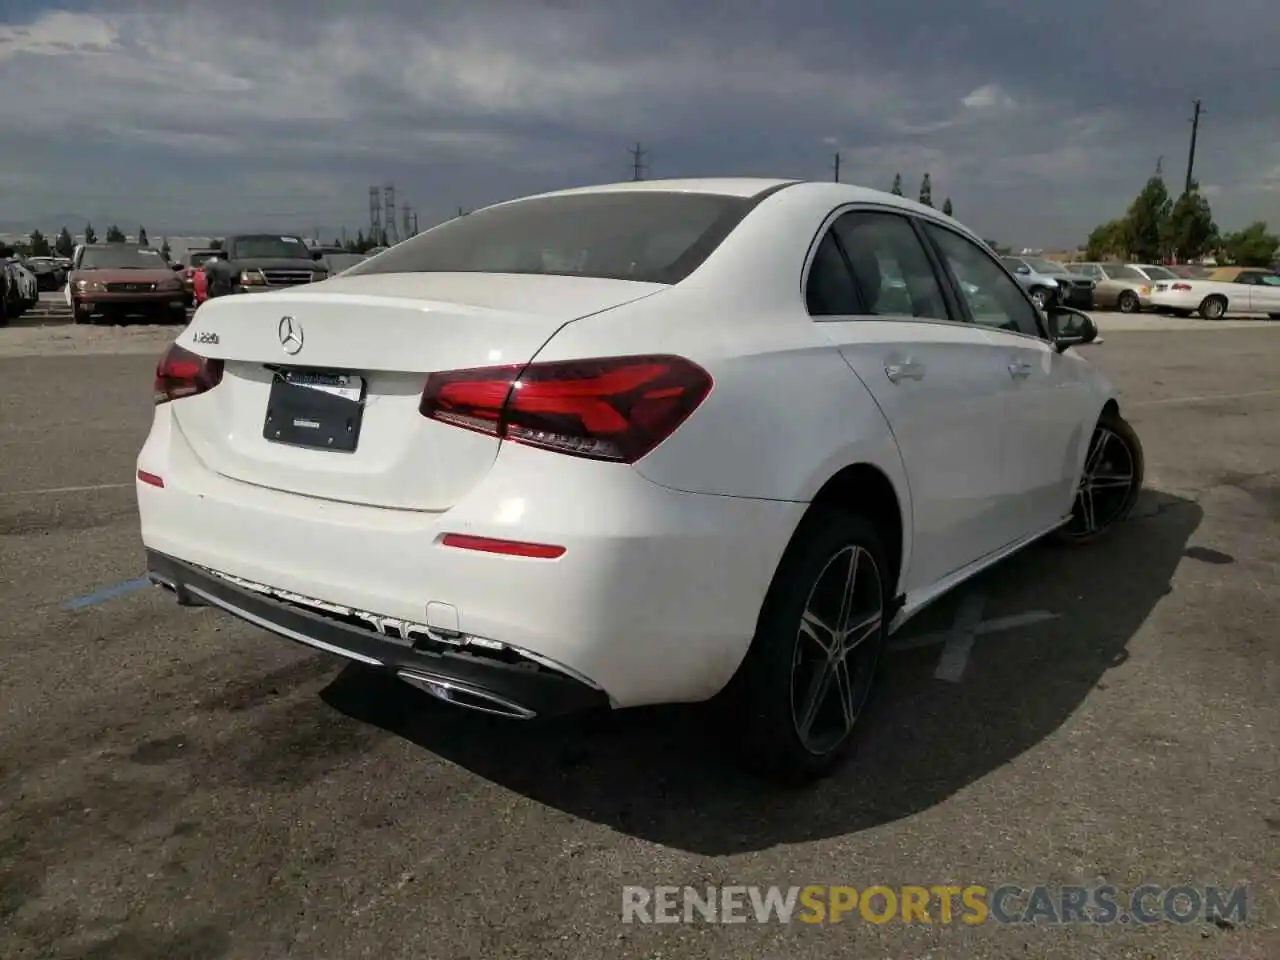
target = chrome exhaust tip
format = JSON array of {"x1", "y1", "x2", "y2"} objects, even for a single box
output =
[{"x1": 395, "y1": 670, "x2": 537, "y2": 720}]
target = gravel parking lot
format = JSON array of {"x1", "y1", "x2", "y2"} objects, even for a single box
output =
[{"x1": 0, "y1": 319, "x2": 1276, "y2": 959}]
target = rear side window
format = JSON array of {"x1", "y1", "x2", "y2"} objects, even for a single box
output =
[
  {"x1": 345, "y1": 192, "x2": 756, "y2": 285},
  {"x1": 805, "y1": 232, "x2": 860, "y2": 315}
]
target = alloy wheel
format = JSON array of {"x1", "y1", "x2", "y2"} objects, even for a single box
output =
[
  {"x1": 1063, "y1": 425, "x2": 1138, "y2": 539},
  {"x1": 789, "y1": 545, "x2": 884, "y2": 755}
]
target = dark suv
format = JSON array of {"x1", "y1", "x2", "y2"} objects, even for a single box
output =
[{"x1": 203, "y1": 234, "x2": 329, "y2": 299}]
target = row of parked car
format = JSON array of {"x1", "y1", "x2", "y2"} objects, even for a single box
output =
[
  {"x1": 60, "y1": 237, "x2": 373, "y2": 325},
  {"x1": 999, "y1": 256, "x2": 1280, "y2": 319}
]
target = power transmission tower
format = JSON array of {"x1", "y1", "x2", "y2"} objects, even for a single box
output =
[
  {"x1": 1184, "y1": 99, "x2": 1203, "y2": 195},
  {"x1": 832, "y1": 152, "x2": 841, "y2": 182},
  {"x1": 629, "y1": 142, "x2": 649, "y2": 181},
  {"x1": 368, "y1": 186, "x2": 381, "y2": 245},
  {"x1": 410, "y1": 210, "x2": 418, "y2": 235},
  {"x1": 383, "y1": 184, "x2": 398, "y2": 245}
]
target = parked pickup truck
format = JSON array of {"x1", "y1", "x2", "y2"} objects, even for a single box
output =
[{"x1": 202, "y1": 234, "x2": 329, "y2": 299}]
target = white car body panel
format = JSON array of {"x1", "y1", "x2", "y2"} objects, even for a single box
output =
[{"x1": 138, "y1": 177, "x2": 1120, "y2": 713}]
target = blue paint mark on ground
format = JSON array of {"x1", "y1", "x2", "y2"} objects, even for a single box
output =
[{"x1": 64, "y1": 577, "x2": 151, "y2": 611}]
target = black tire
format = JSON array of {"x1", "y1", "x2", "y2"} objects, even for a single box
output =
[
  {"x1": 727, "y1": 509, "x2": 893, "y2": 783},
  {"x1": 1029, "y1": 286, "x2": 1051, "y2": 311},
  {"x1": 1268, "y1": 314, "x2": 1280, "y2": 321},
  {"x1": 73, "y1": 302, "x2": 94, "y2": 325},
  {"x1": 1054, "y1": 410, "x2": 1145, "y2": 545},
  {"x1": 1198, "y1": 295, "x2": 1227, "y2": 320},
  {"x1": 1117, "y1": 290, "x2": 1140, "y2": 313}
]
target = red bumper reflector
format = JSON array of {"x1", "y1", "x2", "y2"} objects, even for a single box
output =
[
  {"x1": 137, "y1": 470, "x2": 165, "y2": 488},
  {"x1": 440, "y1": 534, "x2": 565, "y2": 559}
]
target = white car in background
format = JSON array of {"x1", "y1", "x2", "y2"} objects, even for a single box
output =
[
  {"x1": 138, "y1": 178, "x2": 1144, "y2": 781},
  {"x1": 1126, "y1": 263, "x2": 1182, "y2": 309},
  {"x1": 1148, "y1": 266, "x2": 1280, "y2": 319}
]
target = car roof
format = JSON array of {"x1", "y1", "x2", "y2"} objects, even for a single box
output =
[
  {"x1": 1206, "y1": 266, "x2": 1247, "y2": 281},
  {"x1": 488, "y1": 177, "x2": 951, "y2": 217}
]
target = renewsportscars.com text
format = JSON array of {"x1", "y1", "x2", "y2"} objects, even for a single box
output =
[{"x1": 621, "y1": 884, "x2": 1249, "y2": 926}]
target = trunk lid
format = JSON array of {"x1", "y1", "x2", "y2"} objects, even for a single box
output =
[{"x1": 170, "y1": 273, "x2": 665, "y2": 511}]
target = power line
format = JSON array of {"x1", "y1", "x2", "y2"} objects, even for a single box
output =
[
  {"x1": 628, "y1": 142, "x2": 649, "y2": 181},
  {"x1": 1184, "y1": 98, "x2": 1203, "y2": 195}
]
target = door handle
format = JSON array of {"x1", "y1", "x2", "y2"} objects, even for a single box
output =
[
  {"x1": 885, "y1": 361, "x2": 925, "y2": 383},
  {"x1": 1007, "y1": 360, "x2": 1033, "y2": 379}
]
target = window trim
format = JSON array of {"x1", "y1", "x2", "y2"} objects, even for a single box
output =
[
  {"x1": 917, "y1": 217, "x2": 1050, "y2": 342},
  {"x1": 801, "y1": 202, "x2": 963, "y2": 327}
]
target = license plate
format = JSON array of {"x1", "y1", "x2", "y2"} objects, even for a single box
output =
[{"x1": 263, "y1": 370, "x2": 366, "y2": 452}]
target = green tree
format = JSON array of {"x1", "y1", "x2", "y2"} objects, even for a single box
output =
[
  {"x1": 55, "y1": 227, "x2": 74, "y2": 257},
  {"x1": 28, "y1": 229, "x2": 52, "y2": 257},
  {"x1": 1085, "y1": 218, "x2": 1128, "y2": 261},
  {"x1": 942, "y1": 197, "x2": 953, "y2": 217},
  {"x1": 1162, "y1": 183, "x2": 1217, "y2": 262},
  {"x1": 1120, "y1": 166, "x2": 1172, "y2": 262},
  {"x1": 160, "y1": 237, "x2": 171, "y2": 260},
  {"x1": 1220, "y1": 221, "x2": 1279, "y2": 267},
  {"x1": 84, "y1": 222, "x2": 97, "y2": 244},
  {"x1": 138, "y1": 226, "x2": 149, "y2": 246},
  {"x1": 917, "y1": 173, "x2": 933, "y2": 207},
  {"x1": 890, "y1": 173, "x2": 904, "y2": 196},
  {"x1": 106, "y1": 224, "x2": 126, "y2": 242},
  {"x1": 209, "y1": 238, "x2": 223, "y2": 250}
]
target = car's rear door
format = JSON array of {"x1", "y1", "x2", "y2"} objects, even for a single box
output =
[
  {"x1": 920, "y1": 220, "x2": 1094, "y2": 538},
  {"x1": 808, "y1": 207, "x2": 1011, "y2": 595}
]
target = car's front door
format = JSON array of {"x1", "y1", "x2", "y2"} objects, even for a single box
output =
[
  {"x1": 1255, "y1": 273, "x2": 1280, "y2": 312},
  {"x1": 807, "y1": 208, "x2": 1010, "y2": 595},
  {"x1": 921, "y1": 220, "x2": 1095, "y2": 539}
]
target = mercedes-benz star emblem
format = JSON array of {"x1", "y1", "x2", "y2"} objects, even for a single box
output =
[{"x1": 278, "y1": 316, "x2": 304, "y2": 355}]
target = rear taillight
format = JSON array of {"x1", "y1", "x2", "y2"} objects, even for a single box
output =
[
  {"x1": 154, "y1": 343, "x2": 224, "y2": 405},
  {"x1": 1172, "y1": 282, "x2": 1192, "y2": 291},
  {"x1": 419, "y1": 355, "x2": 713, "y2": 463}
]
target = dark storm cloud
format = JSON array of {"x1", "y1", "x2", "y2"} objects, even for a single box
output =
[{"x1": 1, "y1": 0, "x2": 1276, "y2": 244}]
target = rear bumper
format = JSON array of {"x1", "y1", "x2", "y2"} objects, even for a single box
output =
[
  {"x1": 146, "y1": 549, "x2": 609, "y2": 718},
  {"x1": 1059, "y1": 287, "x2": 1094, "y2": 309},
  {"x1": 136, "y1": 410, "x2": 804, "y2": 709}
]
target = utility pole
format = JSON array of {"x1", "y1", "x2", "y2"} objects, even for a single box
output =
[
  {"x1": 1184, "y1": 99, "x2": 1202, "y2": 195},
  {"x1": 832, "y1": 152, "x2": 841, "y2": 182},
  {"x1": 629, "y1": 142, "x2": 648, "y2": 181}
]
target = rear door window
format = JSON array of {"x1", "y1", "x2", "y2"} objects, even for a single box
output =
[{"x1": 831, "y1": 211, "x2": 950, "y2": 320}]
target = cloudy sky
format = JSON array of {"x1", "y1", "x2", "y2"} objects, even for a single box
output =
[{"x1": 1, "y1": 0, "x2": 1277, "y2": 247}]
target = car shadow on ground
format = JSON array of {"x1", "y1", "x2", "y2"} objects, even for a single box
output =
[{"x1": 322, "y1": 490, "x2": 1203, "y2": 855}]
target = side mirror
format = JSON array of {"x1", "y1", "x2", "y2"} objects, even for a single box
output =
[
  {"x1": 1046, "y1": 306, "x2": 1097, "y2": 352},
  {"x1": 1015, "y1": 265, "x2": 1031, "y2": 275}
]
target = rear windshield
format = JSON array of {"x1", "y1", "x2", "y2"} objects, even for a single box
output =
[
  {"x1": 1104, "y1": 265, "x2": 1142, "y2": 280},
  {"x1": 1025, "y1": 257, "x2": 1067, "y2": 274},
  {"x1": 1140, "y1": 265, "x2": 1179, "y2": 280},
  {"x1": 79, "y1": 246, "x2": 169, "y2": 269},
  {"x1": 229, "y1": 235, "x2": 311, "y2": 259},
  {"x1": 345, "y1": 192, "x2": 757, "y2": 284}
]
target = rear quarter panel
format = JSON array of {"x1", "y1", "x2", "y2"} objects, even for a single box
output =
[{"x1": 532, "y1": 288, "x2": 913, "y2": 524}]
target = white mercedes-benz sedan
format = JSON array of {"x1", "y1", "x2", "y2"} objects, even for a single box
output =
[{"x1": 138, "y1": 179, "x2": 1144, "y2": 780}]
